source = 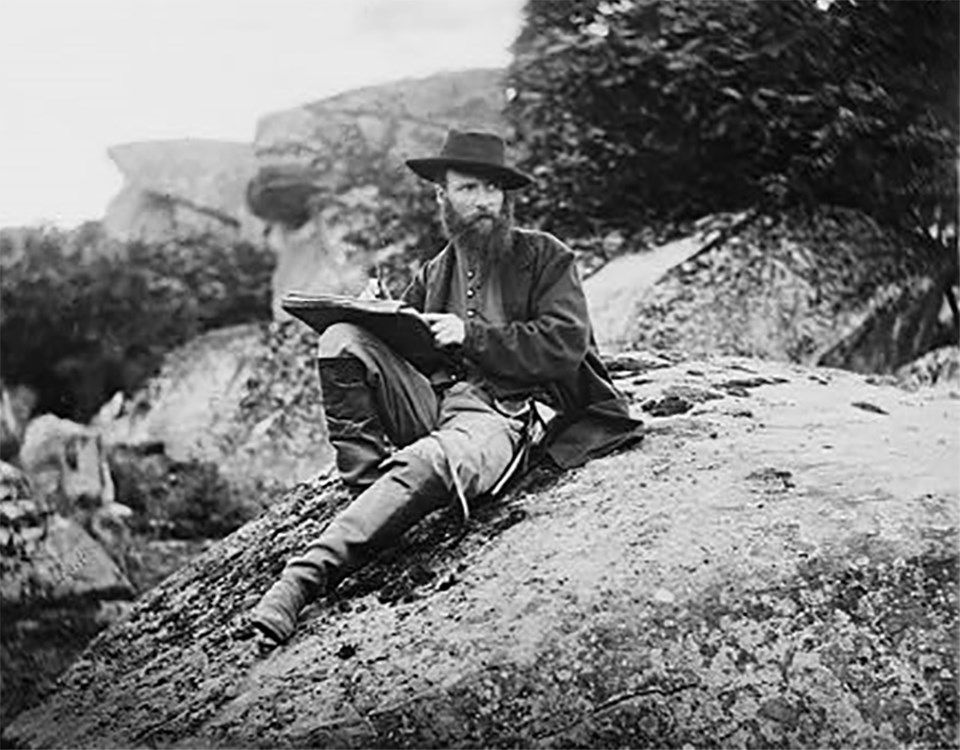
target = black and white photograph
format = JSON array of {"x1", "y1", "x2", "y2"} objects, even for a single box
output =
[{"x1": 1, "y1": 0, "x2": 957, "y2": 747}]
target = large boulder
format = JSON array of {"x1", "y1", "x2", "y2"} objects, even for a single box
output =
[
  {"x1": 19, "y1": 415, "x2": 116, "y2": 512},
  {"x1": 5, "y1": 354, "x2": 957, "y2": 748},
  {"x1": 100, "y1": 69, "x2": 509, "y2": 318},
  {"x1": 247, "y1": 68, "x2": 508, "y2": 314},
  {"x1": 587, "y1": 207, "x2": 955, "y2": 374},
  {"x1": 103, "y1": 139, "x2": 265, "y2": 244},
  {"x1": 585, "y1": 212, "x2": 753, "y2": 351},
  {"x1": 94, "y1": 322, "x2": 332, "y2": 496},
  {"x1": 0, "y1": 461, "x2": 132, "y2": 607},
  {"x1": 1, "y1": 460, "x2": 134, "y2": 731},
  {"x1": 893, "y1": 344, "x2": 960, "y2": 390},
  {"x1": 17, "y1": 415, "x2": 136, "y2": 575}
]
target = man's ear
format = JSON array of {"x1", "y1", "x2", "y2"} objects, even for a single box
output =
[{"x1": 435, "y1": 185, "x2": 445, "y2": 205}]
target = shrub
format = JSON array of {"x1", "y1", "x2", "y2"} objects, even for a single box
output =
[
  {"x1": 506, "y1": 0, "x2": 959, "y2": 246},
  {"x1": 0, "y1": 226, "x2": 275, "y2": 421},
  {"x1": 110, "y1": 450, "x2": 259, "y2": 540}
]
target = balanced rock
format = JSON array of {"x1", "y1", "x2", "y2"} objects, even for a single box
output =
[
  {"x1": 6, "y1": 354, "x2": 956, "y2": 748},
  {"x1": 100, "y1": 69, "x2": 508, "y2": 317},
  {"x1": 104, "y1": 139, "x2": 265, "y2": 244}
]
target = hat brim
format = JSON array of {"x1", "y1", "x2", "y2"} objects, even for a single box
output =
[{"x1": 406, "y1": 158, "x2": 533, "y2": 190}]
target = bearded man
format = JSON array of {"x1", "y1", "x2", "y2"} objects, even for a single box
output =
[{"x1": 250, "y1": 129, "x2": 643, "y2": 644}]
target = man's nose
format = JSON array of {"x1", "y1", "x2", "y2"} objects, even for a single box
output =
[{"x1": 475, "y1": 187, "x2": 500, "y2": 211}]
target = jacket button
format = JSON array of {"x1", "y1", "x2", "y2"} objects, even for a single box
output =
[
  {"x1": 466, "y1": 289, "x2": 475, "y2": 298},
  {"x1": 467, "y1": 309, "x2": 476, "y2": 318}
]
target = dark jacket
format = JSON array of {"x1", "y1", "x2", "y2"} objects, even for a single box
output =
[{"x1": 402, "y1": 228, "x2": 643, "y2": 468}]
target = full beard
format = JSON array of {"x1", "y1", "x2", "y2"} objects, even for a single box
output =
[{"x1": 441, "y1": 194, "x2": 515, "y2": 267}]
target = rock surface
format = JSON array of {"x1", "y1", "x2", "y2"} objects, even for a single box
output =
[
  {"x1": 0, "y1": 514, "x2": 133, "y2": 607},
  {"x1": 103, "y1": 139, "x2": 265, "y2": 244},
  {"x1": 1, "y1": 459, "x2": 135, "y2": 728},
  {"x1": 1, "y1": 459, "x2": 132, "y2": 608},
  {"x1": 588, "y1": 207, "x2": 953, "y2": 374},
  {"x1": 5, "y1": 354, "x2": 957, "y2": 748},
  {"x1": 20, "y1": 414, "x2": 116, "y2": 513},
  {"x1": 95, "y1": 322, "x2": 332, "y2": 494},
  {"x1": 585, "y1": 212, "x2": 752, "y2": 350}
]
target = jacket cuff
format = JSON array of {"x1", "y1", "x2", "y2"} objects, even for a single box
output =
[{"x1": 462, "y1": 319, "x2": 483, "y2": 361}]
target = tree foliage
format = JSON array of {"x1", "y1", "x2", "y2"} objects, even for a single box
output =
[
  {"x1": 0, "y1": 227, "x2": 274, "y2": 421},
  {"x1": 506, "y1": 0, "x2": 959, "y2": 246}
]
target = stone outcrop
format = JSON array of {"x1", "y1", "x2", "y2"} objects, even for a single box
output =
[
  {"x1": 104, "y1": 139, "x2": 265, "y2": 244},
  {"x1": 103, "y1": 138, "x2": 264, "y2": 243},
  {"x1": 1, "y1": 456, "x2": 132, "y2": 607},
  {"x1": 1, "y1": 512, "x2": 133, "y2": 608},
  {"x1": 1, "y1": 461, "x2": 134, "y2": 729},
  {"x1": 586, "y1": 207, "x2": 955, "y2": 374},
  {"x1": 94, "y1": 322, "x2": 332, "y2": 495},
  {"x1": 5, "y1": 354, "x2": 957, "y2": 748},
  {"x1": 584, "y1": 212, "x2": 753, "y2": 351},
  {"x1": 893, "y1": 344, "x2": 960, "y2": 390},
  {"x1": 20, "y1": 414, "x2": 116, "y2": 512},
  {"x1": 102, "y1": 69, "x2": 509, "y2": 317},
  {"x1": 16, "y1": 414, "x2": 135, "y2": 558}
]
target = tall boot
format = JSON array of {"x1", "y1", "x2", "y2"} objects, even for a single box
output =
[
  {"x1": 250, "y1": 455, "x2": 448, "y2": 643},
  {"x1": 319, "y1": 356, "x2": 391, "y2": 487},
  {"x1": 249, "y1": 560, "x2": 327, "y2": 643}
]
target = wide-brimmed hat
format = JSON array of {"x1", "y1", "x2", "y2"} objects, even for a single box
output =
[{"x1": 406, "y1": 130, "x2": 533, "y2": 190}]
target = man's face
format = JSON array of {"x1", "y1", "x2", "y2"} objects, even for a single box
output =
[{"x1": 439, "y1": 169, "x2": 505, "y2": 231}]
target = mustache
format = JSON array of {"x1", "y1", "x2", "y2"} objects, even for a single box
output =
[
  {"x1": 445, "y1": 209, "x2": 496, "y2": 242},
  {"x1": 440, "y1": 194, "x2": 515, "y2": 254}
]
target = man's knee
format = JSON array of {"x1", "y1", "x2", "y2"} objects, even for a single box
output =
[
  {"x1": 384, "y1": 439, "x2": 448, "y2": 494},
  {"x1": 317, "y1": 322, "x2": 369, "y2": 360}
]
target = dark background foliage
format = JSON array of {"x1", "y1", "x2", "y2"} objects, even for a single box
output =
[
  {"x1": 0, "y1": 227, "x2": 275, "y2": 421},
  {"x1": 506, "y1": 0, "x2": 959, "y2": 250}
]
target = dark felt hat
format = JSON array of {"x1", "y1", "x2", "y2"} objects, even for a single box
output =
[{"x1": 406, "y1": 130, "x2": 533, "y2": 190}]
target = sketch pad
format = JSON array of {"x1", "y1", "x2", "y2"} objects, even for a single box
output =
[{"x1": 280, "y1": 292, "x2": 445, "y2": 373}]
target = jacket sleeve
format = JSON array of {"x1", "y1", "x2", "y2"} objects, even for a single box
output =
[
  {"x1": 400, "y1": 266, "x2": 427, "y2": 312},
  {"x1": 462, "y1": 241, "x2": 590, "y2": 384}
]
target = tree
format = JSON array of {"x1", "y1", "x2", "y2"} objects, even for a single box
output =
[{"x1": 506, "y1": 0, "x2": 959, "y2": 249}]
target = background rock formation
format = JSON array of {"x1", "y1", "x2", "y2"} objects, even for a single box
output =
[
  {"x1": 586, "y1": 207, "x2": 953, "y2": 374},
  {"x1": 101, "y1": 69, "x2": 510, "y2": 318},
  {"x1": 95, "y1": 322, "x2": 331, "y2": 495},
  {"x1": 5, "y1": 354, "x2": 956, "y2": 749},
  {"x1": 104, "y1": 140, "x2": 264, "y2": 244},
  {"x1": 247, "y1": 67, "x2": 508, "y2": 313},
  {"x1": 1, "y1": 458, "x2": 134, "y2": 728}
]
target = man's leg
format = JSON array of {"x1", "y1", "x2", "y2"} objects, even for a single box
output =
[
  {"x1": 316, "y1": 322, "x2": 437, "y2": 487},
  {"x1": 252, "y1": 322, "x2": 439, "y2": 642},
  {"x1": 251, "y1": 383, "x2": 522, "y2": 643}
]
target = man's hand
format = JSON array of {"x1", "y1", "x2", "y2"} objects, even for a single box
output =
[{"x1": 422, "y1": 312, "x2": 466, "y2": 347}]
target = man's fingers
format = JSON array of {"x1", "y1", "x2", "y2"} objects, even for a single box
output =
[{"x1": 419, "y1": 312, "x2": 465, "y2": 346}]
